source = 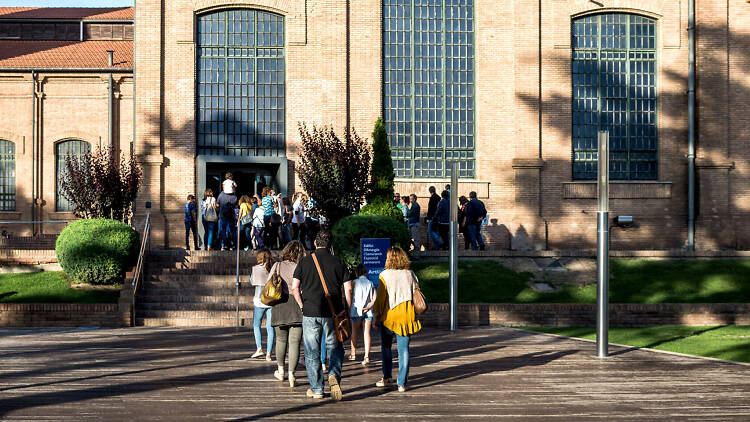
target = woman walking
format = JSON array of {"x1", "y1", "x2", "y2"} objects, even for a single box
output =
[
  {"x1": 238, "y1": 195, "x2": 253, "y2": 251},
  {"x1": 372, "y1": 246, "x2": 422, "y2": 392},
  {"x1": 280, "y1": 196, "x2": 293, "y2": 247},
  {"x1": 251, "y1": 248, "x2": 275, "y2": 361},
  {"x1": 349, "y1": 264, "x2": 375, "y2": 365},
  {"x1": 201, "y1": 189, "x2": 218, "y2": 250},
  {"x1": 269, "y1": 240, "x2": 305, "y2": 387}
]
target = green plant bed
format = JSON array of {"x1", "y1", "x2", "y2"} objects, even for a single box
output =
[
  {"x1": 332, "y1": 214, "x2": 411, "y2": 268},
  {"x1": 414, "y1": 259, "x2": 750, "y2": 304},
  {"x1": 527, "y1": 326, "x2": 750, "y2": 364},
  {"x1": 0, "y1": 271, "x2": 120, "y2": 304}
]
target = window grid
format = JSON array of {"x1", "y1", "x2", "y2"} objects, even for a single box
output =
[
  {"x1": 197, "y1": 10, "x2": 285, "y2": 157},
  {"x1": 384, "y1": 0, "x2": 475, "y2": 179},
  {"x1": 572, "y1": 13, "x2": 657, "y2": 180},
  {"x1": 0, "y1": 140, "x2": 15, "y2": 211},
  {"x1": 56, "y1": 140, "x2": 90, "y2": 212}
]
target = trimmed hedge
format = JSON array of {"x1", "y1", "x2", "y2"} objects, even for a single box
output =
[
  {"x1": 359, "y1": 199, "x2": 404, "y2": 222},
  {"x1": 55, "y1": 219, "x2": 140, "y2": 285},
  {"x1": 332, "y1": 214, "x2": 411, "y2": 268}
]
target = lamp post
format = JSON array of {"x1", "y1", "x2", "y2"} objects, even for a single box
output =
[
  {"x1": 596, "y1": 131, "x2": 610, "y2": 358},
  {"x1": 449, "y1": 161, "x2": 458, "y2": 332}
]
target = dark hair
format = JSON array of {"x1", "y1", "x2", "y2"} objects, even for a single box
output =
[
  {"x1": 469, "y1": 191, "x2": 477, "y2": 199},
  {"x1": 187, "y1": 194, "x2": 195, "y2": 201},
  {"x1": 429, "y1": 186, "x2": 436, "y2": 193},
  {"x1": 410, "y1": 194, "x2": 417, "y2": 201},
  {"x1": 203, "y1": 189, "x2": 213, "y2": 201},
  {"x1": 262, "y1": 187, "x2": 271, "y2": 197},
  {"x1": 239, "y1": 195, "x2": 250, "y2": 205},
  {"x1": 402, "y1": 195, "x2": 410, "y2": 205},
  {"x1": 282, "y1": 196, "x2": 291, "y2": 207},
  {"x1": 459, "y1": 195, "x2": 468, "y2": 205},
  {"x1": 225, "y1": 172, "x2": 233, "y2": 180},
  {"x1": 281, "y1": 240, "x2": 305, "y2": 264},
  {"x1": 445, "y1": 184, "x2": 451, "y2": 190},
  {"x1": 354, "y1": 264, "x2": 368, "y2": 278},
  {"x1": 394, "y1": 193, "x2": 401, "y2": 198},
  {"x1": 314, "y1": 230, "x2": 332, "y2": 249},
  {"x1": 256, "y1": 248, "x2": 273, "y2": 273},
  {"x1": 441, "y1": 190, "x2": 450, "y2": 199}
]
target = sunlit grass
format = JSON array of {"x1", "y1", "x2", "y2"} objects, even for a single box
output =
[{"x1": 0, "y1": 271, "x2": 120, "y2": 304}]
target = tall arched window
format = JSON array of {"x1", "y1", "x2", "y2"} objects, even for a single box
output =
[
  {"x1": 56, "y1": 140, "x2": 90, "y2": 212},
  {"x1": 572, "y1": 13, "x2": 657, "y2": 180},
  {"x1": 197, "y1": 9, "x2": 285, "y2": 157},
  {"x1": 383, "y1": 0, "x2": 475, "y2": 178},
  {"x1": 0, "y1": 140, "x2": 15, "y2": 211}
]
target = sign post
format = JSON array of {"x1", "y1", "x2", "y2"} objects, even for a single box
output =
[
  {"x1": 449, "y1": 161, "x2": 458, "y2": 332},
  {"x1": 596, "y1": 131, "x2": 610, "y2": 358},
  {"x1": 361, "y1": 238, "x2": 391, "y2": 286}
]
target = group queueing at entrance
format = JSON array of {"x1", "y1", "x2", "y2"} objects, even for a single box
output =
[{"x1": 179, "y1": 173, "x2": 487, "y2": 399}]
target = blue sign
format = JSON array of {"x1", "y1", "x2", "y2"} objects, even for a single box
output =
[{"x1": 360, "y1": 238, "x2": 390, "y2": 286}]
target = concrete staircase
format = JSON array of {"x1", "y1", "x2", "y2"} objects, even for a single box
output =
[{"x1": 134, "y1": 250, "x2": 267, "y2": 327}]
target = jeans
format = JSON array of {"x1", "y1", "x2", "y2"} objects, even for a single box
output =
[
  {"x1": 275, "y1": 325, "x2": 302, "y2": 374},
  {"x1": 253, "y1": 227, "x2": 265, "y2": 249},
  {"x1": 202, "y1": 218, "x2": 216, "y2": 249},
  {"x1": 281, "y1": 223, "x2": 291, "y2": 246},
  {"x1": 219, "y1": 216, "x2": 237, "y2": 249},
  {"x1": 380, "y1": 326, "x2": 411, "y2": 387},
  {"x1": 409, "y1": 223, "x2": 421, "y2": 251},
  {"x1": 184, "y1": 220, "x2": 199, "y2": 250},
  {"x1": 320, "y1": 327, "x2": 327, "y2": 364},
  {"x1": 303, "y1": 316, "x2": 344, "y2": 395},
  {"x1": 427, "y1": 219, "x2": 442, "y2": 249},
  {"x1": 241, "y1": 223, "x2": 253, "y2": 249},
  {"x1": 253, "y1": 307, "x2": 274, "y2": 351},
  {"x1": 466, "y1": 222, "x2": 485, "y2": 250}
]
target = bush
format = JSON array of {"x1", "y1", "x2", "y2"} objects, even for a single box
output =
[
  {"x1": 56, "y1": 219, "x2": 140, "y2": 285},
  {"x1": 332, "y1": 214, "x2": 411, "y2": 268},
  {"x1": 359, "y1": 199, "x2": 404, "y2": 222}
]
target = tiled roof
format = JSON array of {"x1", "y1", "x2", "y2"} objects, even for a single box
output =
[
  {"x1": 0, "y1": 7, "x2": 134, "y2": 20},
  {"x1": 0, "y1": 40, "x2": 133, "y2": 69}
]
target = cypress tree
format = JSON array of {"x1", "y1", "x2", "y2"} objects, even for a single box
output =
[{"x1": 369, "y1": 117, "x2": 395, "y2": 202}]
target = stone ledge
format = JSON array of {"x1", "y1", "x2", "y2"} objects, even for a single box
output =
[
  {"x1": 0, "y1": 302, "x2": 129, "y2": 327},
  {"x1": 563, "y1": 181, "x2": 672, "y2": 199}
]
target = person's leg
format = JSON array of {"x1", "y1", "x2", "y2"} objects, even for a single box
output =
[
  {"x1": 319, "y1": 326, "x2": 327, "y2": 366},
  {"x1": 349, "y1": 320, "x2": 361, "y2": 359},
  {"x1": 192, "y1": 222, "x2": 200, "y2": 250},
  {"x1": 265, "y1": 308, "x2": 275, "y2": 355},
  {"x1": 184, "y1": 220, "x2": 191, "y2": 250},
  {"x1": 466, "y1": 223, "x2": 479, "y2": 250},
  {"x1": 475, "y1": 222, "x2": 486, "y2": 249},
  {"x1": 230, "y1": 217, "x2": 238, "y2": 249},
  {"x1": 395, "y1": 333, "x2": 411, "y2": 387},
  {"x1": 410, "y1": 224, "x2": 421, "y2": 251},
  {"x1": 218, "y1": 217, "x2": 227, "y2": 249},
  {"x1": 288, "y1": 325, "x2": 302, "y2": 374},
  {"x1": 252, "y1": 307, "x2": 264, "y2": 351},
  {"x1": 380, "y1": 326, "x2": 394, "y2": 380},
  {"x1": 363, "y1": 319, "x2": 372, "y2": 360},
  {"x1": 302, "y1": 317, "x2": 324, "y2": 394},
  {"x1": 323, "y1": 317, "x2": 344, "y2": 382},
  {"x1": 275, "y1": 326, "x2": 288, "y2": 371}
]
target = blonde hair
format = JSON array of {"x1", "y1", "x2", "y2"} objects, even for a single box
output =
[
  {"x1": 384, "y1": 246, "x2": 411, "y2": 270},
  {"x1": 281, "y1": 240, "x2": 305, "y2": 264},
  {"x1": 256, "y1": 248, "x2": 273, "y2": 273}
]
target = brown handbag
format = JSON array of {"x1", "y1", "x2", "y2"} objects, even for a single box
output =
[
  {"x1": 261, "y1": 264, "x2": 286, "y2": 306},
  {"x1": 411, "y1": 272, "x2": 428, "y2": 315},
  {"x1": 312, "y1": 252, "x2": 351, "y2": 343}
]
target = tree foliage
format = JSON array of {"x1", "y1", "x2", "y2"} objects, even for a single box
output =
[
  {"x1": 296, "y1": 123, "x2": 371, "y2": 225},
  {"x1": 59, "y1": 146, "x2": 142, "y2": 222},
  {"x1": 368, "y1": 117, "x2": 395, "y2": 203}
]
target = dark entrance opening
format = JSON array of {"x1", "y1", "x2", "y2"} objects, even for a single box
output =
[{"x1": 205, "y1": 163, "x2": 281, "y2": 199}]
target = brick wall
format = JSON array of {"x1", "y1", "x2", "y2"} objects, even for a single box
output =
[{"x1": 0, "y1": 303, "x2": 130, "y2": 328}]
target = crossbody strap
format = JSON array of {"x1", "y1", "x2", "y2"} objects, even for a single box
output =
[{"x1": 311, "y1": 252, "x2": 337, "y2": 317}]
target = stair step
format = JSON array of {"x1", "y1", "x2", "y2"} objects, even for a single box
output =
[
  {"x1": 137, "y1": 287, "x2": 253, "y2": 296},
  {"x1": 135, "y1": 317, "x2": 254, "y2": 327},
  {"x1": 136, "y1": 295, "x2": 255, "y2": 304},
  {"x1": 136, "y1": 303, "x2": 254, "y2": 311}
]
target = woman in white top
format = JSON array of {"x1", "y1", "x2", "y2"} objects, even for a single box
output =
[
  {"x1": 349, "y1": 264, "x2": 376, "y2": 365},
  {"x1": 251, "y1": 249, "x2": 275, "y2": 360},
  {"x1": 252, "y1": 203, "x2": 266, "y2": 249}
]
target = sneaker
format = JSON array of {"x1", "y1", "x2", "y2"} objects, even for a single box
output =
[
  {"x1": 375, "y1": 378, "x2": 394, "y2": 388},
  {"x1": 265, "y1": 353, "x2": 272, "y2": 362},
  {"x1": 273, "y1": 369, "x2": 284, "y2": 381},
  {"x1": 361, "y1": 357, "x2": 370, "y2": 366},
  {"x1": 328, "y1": 374, "x2": 343, "y2": 401},
  {"x1": 321, "y1": 363, "x2": 327, "y2": 372},
  {"x1": 306, "y1": 388, "x2": 324, "y2": 399},
  {"x1": 398, "y1": 385, "x2": 406, "y2": 393},
  {"x1": 251, "y1": 348, "x2": 264, "y2": 359},
  {"x1": 288, "y1": 374, "x2": 296, "y2": 388}
]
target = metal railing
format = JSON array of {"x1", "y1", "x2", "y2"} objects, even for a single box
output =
[{"x1": 131, "y1": 213, "x2": 151, "y2": 326}]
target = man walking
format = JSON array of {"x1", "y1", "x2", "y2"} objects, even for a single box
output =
[
  {"x1": 216, "y1": 188, "x2": 238, "y2": 250},
  {"x1": 291, "y1": 231, "x2": 352, "y2": 400},
  {"x1": 426, "y1": 186, "x2": 441, "y2": 249},
  {"x1": 407, "y1": 194, "x2": 421, "y2": 251},
  {"x1": 465, "y1": 191, "x2": 487, "y2": 250}
]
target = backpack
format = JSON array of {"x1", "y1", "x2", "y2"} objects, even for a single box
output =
[
  {"x1": 204, "y1": 200, "x2": 218, "y2": 222},
  {"x1": 220, "y1": 200, "x2": 235, "y2": 219}
]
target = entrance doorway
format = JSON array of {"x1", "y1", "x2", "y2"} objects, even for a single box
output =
[{"x1": 205, "y1": 163, "x2": 281, "y2": 199}]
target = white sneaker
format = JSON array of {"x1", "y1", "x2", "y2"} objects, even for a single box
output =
[
  {"x1": 288, "y1": 373, "x2": 296, "y2": 388},
  {"x1": 273, "y1": 369, "x2": 284, "y2": 381},
  {"x1": 321, "y1": 363, "x2": 327, "y2": 372},
  {"x1": 376, "y1": 378, "x2": 394, "y2": 388},
  {"x1": 251, "y1": 349, "x2": 264, "y2": 359}
]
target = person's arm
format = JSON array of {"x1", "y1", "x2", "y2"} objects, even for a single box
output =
[
  {"x1": 362, "y1": 288, "x2": 376, "y2": 312},
  {"x1": 291, "y1": 277, "x2": 304, "y2": 309},
  {"x1": 344, "y1": 280, "x2": 353, "y2": 310}
]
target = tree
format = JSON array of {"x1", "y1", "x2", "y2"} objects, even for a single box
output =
[
  {"x1": 368, "y1": 117, "x2": 395, "y2": 203},
  {"x1": 295, "y1": 123, "x2": 371, "y2": 225},
  {"x1": 59, "y1": 146, "x2": 142, "y2": 222}
]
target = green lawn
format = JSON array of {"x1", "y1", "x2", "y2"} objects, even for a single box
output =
[
  {"x1": 527, "y1": 326, "x2": 750, "y2": 364},
  {"x1": 413, "y1": 259, "x2": 750, "y2": 304},
  {"x1": 0, "y1": 271, "x2": 120, "y2": 304}
]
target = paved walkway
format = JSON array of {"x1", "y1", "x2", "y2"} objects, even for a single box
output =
[{"x1": 1, "y1": 326, "x2": 748, "y2": 421}]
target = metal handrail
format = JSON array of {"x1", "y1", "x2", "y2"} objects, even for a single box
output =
[{"x1": 131, "y1": 212, "x2": 151, "y2": 326}]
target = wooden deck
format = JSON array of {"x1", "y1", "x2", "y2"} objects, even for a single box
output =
[{"x1": 0, "y1": 326, "x2": 748, "y2": 421}]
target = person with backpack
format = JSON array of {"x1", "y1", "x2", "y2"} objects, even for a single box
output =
[
  {"x1": 238, "y1": 195, "x2": 254, "y2": 251},
  {"x1": 201, "y1": 189, "x2": 218, "y2": 250},
  {"x1": 252, "y1": 199, "x2": 266, "y2": 250},
  {"x1": 217, "y1": 188, "x2": 238, "y2": 251},
  {"x1": 465, "y1": 191, "x2": 487, "y2": 251}
]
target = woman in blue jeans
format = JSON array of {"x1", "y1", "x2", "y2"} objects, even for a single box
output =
[
  {"x1": 372, "y1": 246, "x2": 422, "y2": 392},
  {"x1": 201, "y1": 189, "x2": 218, "y2": 250},
  {"x1": 251, "y1": 249, "x2": 275, "y2": 360}
]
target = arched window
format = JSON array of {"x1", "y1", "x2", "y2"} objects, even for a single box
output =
[
  {"x1": 383, "y1": 0, "x2": 475, "y2": 178},
  {"x1": 197, "y1": 9, "x2": 285, "y2": 157},
  {"x1": 56, "y1": 140, "x2": 90, "y2": 212},
  {"x1": 0, "y1": 140, "x2": 15, "y2": 211},
  {"x1": 572, "y1": 13, "x2": 657, "y2": 180}
]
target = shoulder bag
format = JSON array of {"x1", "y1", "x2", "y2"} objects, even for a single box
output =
[
  {"x1": 312, "y1": 252, "x2": 351, "y2": 343},
  {"x1": 261, "y1": 264, "x2": 286, "y2": 306},
  {"x1": 411, "y1": 271, "x2": 428, "y2": 315},
  {"x1": 204, "y1": 199, "x2": 218, "y2": 222}
]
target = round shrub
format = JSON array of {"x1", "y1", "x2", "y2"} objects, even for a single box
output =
[
  {"x1": 56, "y1": 218, "x2": 140, "y2": 285},
  {"x1": 359, "y1": 199, "x2": 404, "y2": 222},
  {"x1": 332, "y1": 214, "x2": 411, "y2": 268}
]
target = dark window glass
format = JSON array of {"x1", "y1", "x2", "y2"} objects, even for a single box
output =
[
  {"x1": 56, "y1": 140, "x2": 90, "y2": 212},
  {"x1": 0, "y1": 140, "x2": 15, "y2": 211}
]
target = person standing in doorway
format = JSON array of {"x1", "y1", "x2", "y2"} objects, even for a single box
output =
[
  {"x1": 426, "y1": 186, "x2": 441, "y2": 250},
  {"x1": 406, "y1": 194, "x2": 421, "y2": 251},
  {"x1": 201, "y1": 189, "x2": 218, "y2": 250},
  {"x1": 291, "y1": 231, "x2": 352, "y2": 401},
  {"x1": 184, "y1": 195, "x2": 200, "y2": 251},
  {"x1": 217, "y1": 187, "x2": 238, "y2": 251},
  {"x1": 465, "y1": 191, "x2": 487, "y2": 251}
]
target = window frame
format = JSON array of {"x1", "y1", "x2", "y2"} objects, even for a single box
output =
[
  {"x1": 55, "y1": 140, "x2": 91, "y2": 212},
  {"x1": 0, "y1": 140, "x2": 15, "y2": 212}
]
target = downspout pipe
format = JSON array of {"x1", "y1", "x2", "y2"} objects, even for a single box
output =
[
  {"x1": 107, "y1": 50, "x2": 114, "y2": 149},
  {"x1": 30, "y1": 71, "x2": 35, "y2": 235},
  {"x1": 687, "y1": 0, "x2": 696, "y2": 250}
]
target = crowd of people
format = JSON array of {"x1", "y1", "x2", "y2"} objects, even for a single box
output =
[{"x1": 248, "y1": 233, "x2": 422, "y2": 399}]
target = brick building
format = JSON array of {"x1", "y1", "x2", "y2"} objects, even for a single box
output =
[{"x1": 0, "y1": 1, "x2": 748, "y2": 251}]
